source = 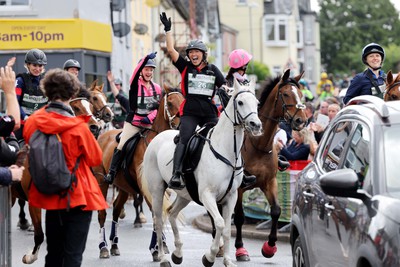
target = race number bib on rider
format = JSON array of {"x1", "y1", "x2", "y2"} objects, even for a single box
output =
[{"x1": 188, "y1": 73, "x2": 215, "y2": 97}]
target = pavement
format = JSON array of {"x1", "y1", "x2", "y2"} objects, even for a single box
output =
[{"x1": 192, "y1": 213, "x2": 290, "y2": 242}]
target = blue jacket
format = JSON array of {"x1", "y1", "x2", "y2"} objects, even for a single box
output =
[
  {"x1": 0, "y1": 167, "x2": 11, "y2": 186},
  {"x1": 280, "y1": 141, "x2": 310, "y2": 161},
  {"x1": 343, "y1": 69, "x2": 386, "y2": 104}
]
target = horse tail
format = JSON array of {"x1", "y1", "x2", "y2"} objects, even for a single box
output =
[{"x1": 139, "y1": 162, "x2": 185, "y2": 225}]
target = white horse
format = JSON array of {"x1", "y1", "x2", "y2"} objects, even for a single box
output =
[{"x1": 142, "y1": 79, "x2": 262, "y2": 267}]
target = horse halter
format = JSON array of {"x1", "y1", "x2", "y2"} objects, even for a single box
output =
[
  {"x1": 163, "y1": 91, "x2": 181, "y2": 130},
  {"x1": 224, "y1": 90, "x2": 258, "y2": 128},
  {"x1": 384, "y1": 81, "x2": 400, "y2": 99},
  {"x1": 275, "y1": 81, "x2": 305, "y2": 123}
]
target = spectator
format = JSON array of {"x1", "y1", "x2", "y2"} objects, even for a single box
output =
[
  {"x1": 23, "y1": 68, "x2": 108, "y2": 267},
  {"x1": 343, "y1": 43, "x2": 386, "y2": 104},
  {"x1": 0, "y1": 165, "x2": 23, "y2": 186},
  {"x1": 104, "y1": 54, "x2": 162, "y2": 184},
  {"x1": 304, "y1": 102, "x2": 315, "y2": 126},
  {"x1": 106, "y1": 71, "x2": 129, "y2": 129},
  {"x1": 316, "y1": 72, "x2": 334, "y2": 97},
  {"x1": 277, "y1": 128, "x2": 310, "y2": 161},
  {"x1": 63, "y1": 59, "x2": 81, "y2": 77},
  {"x1": 14, "y1": 48, "x2": 48, "y2": 143},
  {"x1": 299, "y1": 79, "x2": 314, "y2": 102}
]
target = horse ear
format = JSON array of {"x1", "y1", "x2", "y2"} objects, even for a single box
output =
[
  {"x1": 294, "y1": 71, "x2": 305, "y2": 83},
  {"x1": 386, "y1": 70, "x2": 393, "y2": 85},
  {"x1": 99, "y1": 83, "x2": 104, "y2": 92},
  {"x1": 163, "y1": 82, "x2": 171, "y2": 94},
  {"x1": 233, "y1": 77, "x2": 241, "y2": 94},
  {"x1": 282, "y1": 69, "x2": 291, "y2": 81},
  {"x1": 248, "y1": 79, "x2": 256, "y2": 94},
  {"x1": 89, "y1": 79, "x2": 97, "y2": 89}
]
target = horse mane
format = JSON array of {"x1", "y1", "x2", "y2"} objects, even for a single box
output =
[
  {"x1": 258, "y1": 75, "x2": 301, "y2": 107},
  {"x1": 77, "y1": 84, "x2": 90, "y2": 99}
]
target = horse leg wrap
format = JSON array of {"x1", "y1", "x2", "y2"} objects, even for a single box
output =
[
  {"x1": 149, "y1": 230, "x2": 158, "y2": 254},
  {"x1": 235, "y1": 247, "x2": 249, "y2": 257},
  {"x1": 110, "y1": 220, "x2": 119, "y2": 245},
  {"x1": 262, "y1": 242, "x2": 277, "y2": 258},
  {"x1": 99, "y1": 227, "x2": 108, "y2": 249}
]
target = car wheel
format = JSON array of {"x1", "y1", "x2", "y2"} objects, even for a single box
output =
[{"x1": 292, "y1": 236, "x2": 306, "y2": 267}]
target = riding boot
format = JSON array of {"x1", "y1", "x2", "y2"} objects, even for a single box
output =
[
  {"x1": 278, "y1": 155, "x2": 291, "y2": 171},
  {"x1": 104, "y1": 148, "x2": 123, "y2": 184},
  {"x1": 168, "y1": 143, "x2": 186, "y2": 190},
  {"x1": 240, "y1": 171, "x2": 257, "y2": 189}
]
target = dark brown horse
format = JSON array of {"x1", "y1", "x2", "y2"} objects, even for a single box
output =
[
  {"x1": 92, "y1": 87, "x2": 184, "y2": 259},
  {"x1": 10, "y1": 85, "x2": 107, "y2": 264},
  {"x1": 384, "y1": 70, "x2": 400, "y2": 101},
  {"x1": 233, "y1": 69, "x2": 307, "y2": 261}
]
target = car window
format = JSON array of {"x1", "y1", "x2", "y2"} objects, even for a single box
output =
[
  {"x1": 321, "y1": 121, "x2": 354, "y2": 172},
  {"x1": 343, "y1": 123, "x2": 370, "y2": 191},
  {"x1": 383, "y1": 124, "x2": 400, "y2": 197}
]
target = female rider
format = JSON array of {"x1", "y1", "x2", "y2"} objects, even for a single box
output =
[{"x1": 104, "y1": 52, "x2": 161, "y2": 184}]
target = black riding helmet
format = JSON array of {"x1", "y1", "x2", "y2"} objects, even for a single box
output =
[
  {"x1": 186, "y1": 40, "x2": 208, "y2": 64},
  {"x1": 25, "y1": 48, "x2": 47, "y2": 65},
  {"x1": 63, "y1": 59, "x2": 81, "y2": 70},
  {"x1": 362, "y1": 43, "x2": 385, "y2": 70}
]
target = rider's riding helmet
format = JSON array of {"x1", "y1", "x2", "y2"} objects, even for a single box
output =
[
  {"x1": 145, "y1": 59, "x2": 157, "y2": 68},
  {"x1": 25, "y1": 49, "x2": 47, "y2": 65},
  {"x1": 228, "y1": 49, "x2": 252, "y2": 69},
  {"x1": 63, "y1": 59, "x2": 81, "y2": 70},
  {"x1": 186, "y1": 40, "x2": 208, "y2": 60},
  {"x1": 362, "y1": 43, "x2": 385, "y2": 67}
]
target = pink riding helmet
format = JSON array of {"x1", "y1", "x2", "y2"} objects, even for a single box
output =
[{"x1": 228, "y1": 49, "x2": 253, "y2": 69}]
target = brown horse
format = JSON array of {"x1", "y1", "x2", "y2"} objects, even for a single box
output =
[
  {"x1": 232, "y1": 69, "x2": 307, "y2": 261},
  {"x1": 88, "y1": 79, "x2": 114, "y2": 123},
  {"x1": 384, "y1": 70, "x2": 400, "y2": 101},
  {"x1": 92, "y1": 87, "x2": 184, "y2": 259},
  {"x1": 10, "y1": 85, "x2": 108, "y2": 264}
]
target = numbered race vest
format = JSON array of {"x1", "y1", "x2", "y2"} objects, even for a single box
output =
[
  {"x1": 17, "y1": 73, "x2": 48, "y2": 116},
  {"x1": 187, "y1": 73, "x2": 216, "y2": 97},
  {"x1": 135, "y1": 82, "x2": 160, "y2": 116}
]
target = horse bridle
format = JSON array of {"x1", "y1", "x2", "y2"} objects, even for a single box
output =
[
  {"x1": 384, "y1": 81, "x2": 400, "y2": 98},
  {"x1": 69, "y1": 97, "x2": 93, "y2": 116},
  {"x1": 163, "y1": 91, "x2": 181, "y2": 130},
  {"x1": 274, "y1": 81, "x2": 305, "y2": 123},
  {"x1": 89, "y1": 91, "x2": 111, "y2": 119}
]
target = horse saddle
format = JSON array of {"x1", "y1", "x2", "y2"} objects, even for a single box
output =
[
  {"x1": 174, "y1": 123, "x2": 215, "y2": 205},
  {"x1": 117, "y1": 130, "x2": 147, "y2": 193}
]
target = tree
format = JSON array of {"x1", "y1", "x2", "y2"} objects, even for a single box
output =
[{"x1": 318, "y1": 0, "x2": 400, "y2": 74}]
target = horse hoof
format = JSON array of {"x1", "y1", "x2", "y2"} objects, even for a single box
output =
[
  {"x1": 202, "y1": 254, "x2": 214, "y2": 267},
  {"x1": 171, "y1": 253, "x2": 183, "y2": 264},
  {"x1": 99, "y1": 247, "x2": 110, "y2": 259},
  {"x1": 261, "y1": 243, "x2": 277, "y2": 258},
  {"x1": 22, "y1": 253, "x2": 38, "y2": 264},
  {"x1": 235, "y1": 247, "x2": 250, "y2": 261},
  {"x1": 119, "y1": 209, "x2": 126, "y2": 219},
  {"x1": 27, "y1": 224, "x2": 35, "y2": 232},
  {"x1": 17, "y1": 220, "x2": 30, "y2": 231},
  {"x1": 160, "y1": 262, "x2": 172, "y2": 267},
  {"x1": 133, "y1": 221, "x2": 142, "y2": 228},
  {"x1": 152, "y1": 251, "x2": 160, "y2": 262},
  {"x1": 110, "y1": 244, "x2": 120, "y2": 256}
]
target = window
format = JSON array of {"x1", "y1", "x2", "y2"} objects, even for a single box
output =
[
  {"x1": 0, "y1": 0, "x2": 29, "y2": 5},
  {"x1": 296, "y1": 21, "x2": 303, "y2": 47},
  {"x1": 264, "y1": 15, "x2": 288, "y2": 46}
]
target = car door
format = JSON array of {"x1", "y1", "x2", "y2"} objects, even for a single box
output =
[{"x1": 307, "y1": 120, "x2": 356, "y2": 266}]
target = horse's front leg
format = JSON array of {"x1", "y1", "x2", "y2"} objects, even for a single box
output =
[
  {"x1": 168, "y1": 196, "x2": 190, "y2": 265},
  {"x1": 17, "y1": 199, "x2": 30, "y2": 230},
  {"x1": 233, "y1": 190, "x2": 250, "y2": 261},
  {"x1": 262, "y1": 179, "x2": 280, "y2": 258},
  {"x1": 22, "y1": 206, "x2": 43, "y2": 264},
  {"x1": 109, "y1": 190, "x2": 129, "y2": 256},
  {"x1": 201, "y1": 191, "x2": 224, "y2": 267}
]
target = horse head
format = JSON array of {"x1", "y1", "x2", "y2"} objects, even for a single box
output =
[
  {"x1": 270, "y1": 69, "x2": 307, "y2": 130},
  {"x1": 384, "y1": 70, "x2": 400, "y2": 101},
  {"x1": 88, "y1": 79, "x2": 114, "y2": 122},
  {"x1": 162, "y1": 83, "x2": 184, "y2": 130},
  {"x1": 227, "y1": 78, "x2": 263, "y2": 136},
  {"x1": 69, "y1": 85, "x2": 101, "y2": 137}
]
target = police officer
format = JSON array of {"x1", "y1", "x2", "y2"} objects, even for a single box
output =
[
  {"x1": 343, "y1": 43, "x2": 386, "y2": 104},
  {"x1": 15, "y1": 48, "x2": 48, "y2": 141}
]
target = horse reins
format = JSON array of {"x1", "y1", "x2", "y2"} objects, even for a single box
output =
[{"x1": 384, "y1": 81, "x2": 400, "y2": 98}]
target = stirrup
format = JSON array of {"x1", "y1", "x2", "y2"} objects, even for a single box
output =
[
  {"x1": 241, "y1": 174, "x2": 256, "y2": 189},
  {"x1": 168, "y1": 175, "x2": 185, "y2": 190}
]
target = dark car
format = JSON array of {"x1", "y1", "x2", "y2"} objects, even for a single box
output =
[{"x1": 290, "y1": 95, "x2": 400, "y2": 267}]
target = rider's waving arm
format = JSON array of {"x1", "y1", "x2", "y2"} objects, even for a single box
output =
[{"x1": 160, "y1": 12, "x2": 179, "y2": 63}]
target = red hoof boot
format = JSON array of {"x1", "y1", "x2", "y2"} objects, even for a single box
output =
[
  {"x1": 261, "y1": 242, "x2": 277, "y2": 258},
  {"x1": 236, "y1": 247, "x2": 250, "y2": 261}
]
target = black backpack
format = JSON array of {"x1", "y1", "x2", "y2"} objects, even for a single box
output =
[{"x1": 29, "y1": 130, "x2": 80, "y2": 196}]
